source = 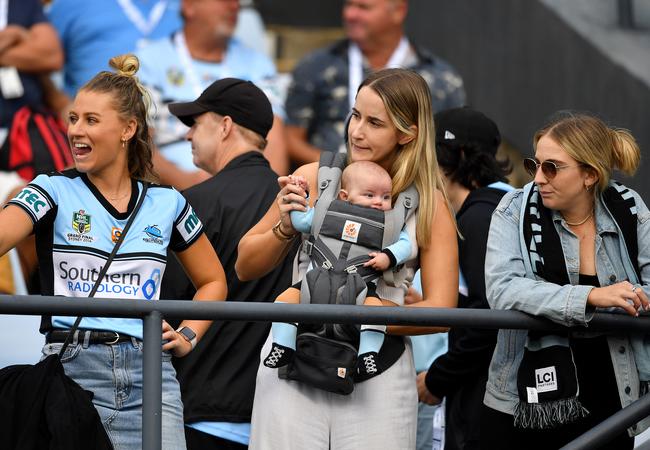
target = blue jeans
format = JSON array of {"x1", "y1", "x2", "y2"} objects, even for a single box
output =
[{"x1": 41, "y1": 338, "x2": 186, "y2": 450}]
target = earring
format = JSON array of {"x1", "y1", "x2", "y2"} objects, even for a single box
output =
[
  {"x1": 121, "y1": 139, "x2": 127, "y2": 149},
  {"x1": 585, "y1": 184, "x2": 591, "y2": 191}
]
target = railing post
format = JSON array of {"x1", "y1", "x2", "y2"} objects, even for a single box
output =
[
  {"x1": 617, "y1": 0, "x2": 636, "y2": 29},
  {"x1": 142, "y1": 311, "x2": 162, "y2": 450}
]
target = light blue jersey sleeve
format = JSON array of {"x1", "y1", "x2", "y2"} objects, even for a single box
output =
[
  {"x1": 8, "y1": 174, "x2": 58, "y2": 224},
  {"x1": 169, "y1": 189, "x2": 203, "y2": 251},
  {"x1": 385, "y1": 229, "x2": 411, "y2": 265}
]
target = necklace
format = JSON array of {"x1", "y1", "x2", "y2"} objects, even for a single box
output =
[
  {"x1": 563, "y1": 209, "x2": 593, "y2": 226},
  {"x1": 106, "y1": 190, "x2": 130, "y2": 202}
]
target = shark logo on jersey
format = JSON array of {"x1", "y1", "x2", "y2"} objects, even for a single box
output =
[
  {"x1": 67, "y1": 209, "x2": 95, "y2": 243},
  {"x1": 143, "y1": 225, "x2": 164, "y2": 245}
]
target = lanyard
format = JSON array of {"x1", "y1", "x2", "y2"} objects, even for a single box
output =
[
  {"x1": 0, "y1": 0, "x2": 8, "y2": 29},
  {"x1": 173, "y1": 31, "x2": 203, "y2": 97},
  {"x1": 173, "y1": 31, "x2": 232, "y2": 97},
  {"x1": 116, "y1": 0, "x2": 167, "y2": 36},
  {"x1": 347, "y1": 36, "x2": 410, "y2": 109}
]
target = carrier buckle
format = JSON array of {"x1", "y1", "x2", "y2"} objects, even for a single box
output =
[
  {"x1": 345, "y1": 265, "x2": 358, "y2": 274},
  {"x1": 302, "y1": 240, "x2": 314, "y2": 255}
]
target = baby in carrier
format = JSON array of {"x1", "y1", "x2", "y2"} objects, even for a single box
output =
[{"x1": 263, "y1": 160, "x2": 412, "y2": 380}]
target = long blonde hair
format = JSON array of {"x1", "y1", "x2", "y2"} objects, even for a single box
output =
[
  {"x1": 358, "y1": 68, "x2": 449, "y2": 248},
  {"x1": 81, "y1": 54, "x2": 157, "y2": 182},
  {"x1": 534, "y1": 112, "x2": 640, "y2": 193}
]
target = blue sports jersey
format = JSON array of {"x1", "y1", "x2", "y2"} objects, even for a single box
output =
[{"x1": 9, "y1": 169, "x2": 203, "y2": 339}]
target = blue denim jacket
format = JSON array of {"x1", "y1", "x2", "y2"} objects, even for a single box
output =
[{"x1": 484, "y1": 182, "x2": 650, "y2": 435}]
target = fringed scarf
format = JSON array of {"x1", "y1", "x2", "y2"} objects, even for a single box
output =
[{"x1": 515, "y1": 181, "x2": 639, "y2": 429}]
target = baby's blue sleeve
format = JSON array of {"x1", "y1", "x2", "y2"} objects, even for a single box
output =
[
  {"x1": 290, "y1": 207, "x2": 313, "y2": 234},
  {"x1": 385, "y1": 229, "x2": 412, "y2": 265}
]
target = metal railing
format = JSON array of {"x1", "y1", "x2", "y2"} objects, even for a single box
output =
[{"x1": 1, "y1": 294, "x2": 649, "y2": 450}]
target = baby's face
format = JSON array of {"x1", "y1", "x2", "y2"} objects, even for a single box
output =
[{"x1": 345, "y1": 176, "x2": 392, "y2": 210}]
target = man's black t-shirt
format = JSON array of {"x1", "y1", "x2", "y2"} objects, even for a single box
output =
[{"x1": 161, "y1": 151, "x2": 297, "y2": 423}]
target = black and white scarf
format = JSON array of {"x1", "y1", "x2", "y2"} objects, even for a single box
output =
[{"x1": 516, "y1": 181, "x2": 639, "y2": 429}]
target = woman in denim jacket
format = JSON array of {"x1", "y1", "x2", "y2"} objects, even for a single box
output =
[{"x1": 482, "y1": 112, "x2": 650, "y2": 449}]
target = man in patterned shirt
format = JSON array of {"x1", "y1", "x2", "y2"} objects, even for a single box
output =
[{"x1": 284, "y1": 0, "x2": 466, "y2": 166}]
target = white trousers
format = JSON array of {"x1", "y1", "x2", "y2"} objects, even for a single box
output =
[{"x1": 250, "y1": 334, "x2": 418, "y2": 450}]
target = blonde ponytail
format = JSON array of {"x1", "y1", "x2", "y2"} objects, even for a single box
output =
[{"x1": 611, "y1": 128, "x2": 640, "y2": 176}]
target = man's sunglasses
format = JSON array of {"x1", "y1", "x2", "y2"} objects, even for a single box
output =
[{"x1": 523, "y1": 158, "x2": 583, "y2": 179}]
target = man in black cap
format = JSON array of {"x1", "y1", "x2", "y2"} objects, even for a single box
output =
[
  {"x1": 161, "y1": 78, "x2": 297, "y2": 450},
  {"x1": 415, "y1": 106, "x2": 513, "y2": 450}
]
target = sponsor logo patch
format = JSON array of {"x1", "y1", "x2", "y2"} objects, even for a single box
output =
[
  {"x1": 341, "y1": 220, "x2": 361, "y2": 243},
  {"x1": 535, "y1": 366, "x2": 558, "y2": 393},
  {"x1": 111, "y1": 227, "x2": 123, "y2": 243}
]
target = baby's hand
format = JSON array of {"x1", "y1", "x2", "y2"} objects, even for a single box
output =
[
  {"x1": 364, "y1": 252, "x2": 390, "y2": 271},
  {"x1": 287, "y1": 174, "x2": 309, "y2": 197}
]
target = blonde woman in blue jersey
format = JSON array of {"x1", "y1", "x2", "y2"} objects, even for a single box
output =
[{"x1": 0, "y1": 54, "x2": 227, "y2": 450}]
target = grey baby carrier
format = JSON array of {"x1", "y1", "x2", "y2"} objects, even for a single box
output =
[{"x1": 281, "y1": 152, "x2": 418, "y2": 394}]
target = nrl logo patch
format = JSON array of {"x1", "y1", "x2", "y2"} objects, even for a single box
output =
[{"x1": 72, "y1": 210, "x2": 92, "y2": 234}]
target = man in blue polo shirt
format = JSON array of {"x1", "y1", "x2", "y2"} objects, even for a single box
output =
[
  {"x1": 136, "y1": 0, "x2": 287, "y2": 189},
  {"x1": 47, "y1": 0, "x2": 182, "y2": 97}
]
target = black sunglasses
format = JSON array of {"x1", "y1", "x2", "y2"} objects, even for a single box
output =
[{"x1": 523, "y1": 158, "x2": 583, "y2": 179}]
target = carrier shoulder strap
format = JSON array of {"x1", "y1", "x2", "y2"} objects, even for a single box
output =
[
  {"x1": 310, "y1": 152, "x2": 347, "y2": 238},
  {"x1": 383, "y1": 184, "x2": 419, "y2": 250}
]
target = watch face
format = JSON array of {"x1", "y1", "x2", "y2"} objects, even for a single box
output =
[{"x1": 179, "y1": 327, "x2": 196, "y2": 341}]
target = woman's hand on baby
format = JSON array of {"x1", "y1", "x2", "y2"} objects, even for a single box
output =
[
  {"x1": 587, "y1": 281, "x2": 650, "y2": 316},
  {"x1": 364, "y1": 252, "x2": 390, "y2": 271}
]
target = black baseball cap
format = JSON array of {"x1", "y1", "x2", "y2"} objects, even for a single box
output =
[
  {"x1": 434, "y1": 107, "x2": 501, "y2": 155},
  {"x1": 168, "y1": 78, "x2": 273, "y2": 137}
]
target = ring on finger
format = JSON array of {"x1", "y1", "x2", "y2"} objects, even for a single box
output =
[{"x1": 632, "y1": 286, "x2": 638, "y2": 293}]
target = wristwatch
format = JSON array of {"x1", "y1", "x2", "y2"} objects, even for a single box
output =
[{"x1": 176, "y1": 326, "x2": 197, "y2": 350}]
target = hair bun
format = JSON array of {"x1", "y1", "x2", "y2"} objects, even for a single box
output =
[{"x1": 109, "y1": 54, "x2": 140, "y2": 77}]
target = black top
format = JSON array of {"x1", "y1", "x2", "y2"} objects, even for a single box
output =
[
  {"x1": 425, "y1": 186, "x2": 507, "y2": 398},
  {"x1": 161, "y1": 151, "x2": 297, "y2": 423}
]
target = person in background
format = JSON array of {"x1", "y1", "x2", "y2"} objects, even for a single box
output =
[
  {"x1": 417, "y1": 107, "x2": 512, "y2": 449},
  {"x1": 136, "y1": 0, "x2": 288, "y2": 190},
  {"x1": 0, "y1": 0, "x2": 63, "y2": 144},
  {"x1": 47, "y1": 0, "x2": 182, "y2": 97},
  {"x1": 406, "y1": 273, "x2": 449, "y2": 450},
  {"x1": 284, "y1": 0, "x2": 465, "y2": 167},
  {"x1": 237, "y1": 68, "x2": 458, "y2": 450},
  {"x1": 482, "y1": 112, "x2": 650, "y2": 449},
  {"x1": 0, "y1": 54, "x2": 228, "y2": 450},
  {"x1": 161, "y1": 78, "x2": 296, "y2": 450}
]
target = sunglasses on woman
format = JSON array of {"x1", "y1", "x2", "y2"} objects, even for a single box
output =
[{"x1": 523, "y1": 158, "x2": 583, "y2": 179}]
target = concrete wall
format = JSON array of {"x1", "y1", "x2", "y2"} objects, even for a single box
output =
[{"x1": 404, "y1": 0, "x2": 650, "y2": 196}]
